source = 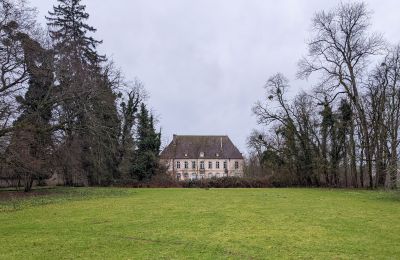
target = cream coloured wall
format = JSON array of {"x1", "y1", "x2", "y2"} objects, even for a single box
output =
[{"x1": 161, "y1": 158, "x2": 244, "y2": 181}]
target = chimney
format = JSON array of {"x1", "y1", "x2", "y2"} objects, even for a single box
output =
[
  {"x1": 173, "y1": 134, "x2": 177, "y2": 146},
  {"x1": 220, "y1": 137, "x2": 223, "y2": 150}
]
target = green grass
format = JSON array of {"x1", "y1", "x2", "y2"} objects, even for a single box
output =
[{"x1": 0, "y1": 188, "x2": 399, "y2": 259}]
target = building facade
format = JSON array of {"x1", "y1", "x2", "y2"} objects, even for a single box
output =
[{"x1": 160, "y1": 135, "x2": 244, "y2": 181}]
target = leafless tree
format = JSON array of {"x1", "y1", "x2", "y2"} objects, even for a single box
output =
[{"x1": 298, "y1": 2, "x2": 385, "y2": 188}]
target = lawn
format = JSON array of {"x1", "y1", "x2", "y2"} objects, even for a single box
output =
[{"x1": 0, "y1": 188, "x2": 399, "y2": 259}]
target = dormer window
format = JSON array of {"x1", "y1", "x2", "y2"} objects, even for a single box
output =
[
  {"x1": 216, "y1": 153, "x2": 219, "y2": 157},
  {"x1": 200, "y1": 152, "x2": 204, "y2": 158},
  {"x1": 184, "y1": 153, "x2": 188, "y2": 157}
]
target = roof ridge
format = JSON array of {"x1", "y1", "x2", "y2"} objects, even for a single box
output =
[
  {"x1": 160, "y1": 135, "x2": 243, "y2": 160},
  {"x1": 174, "y1": 135, "x2": 229, "y2": 137}
]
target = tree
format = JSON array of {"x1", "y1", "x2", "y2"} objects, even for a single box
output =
[
  {"x1": 6, "y1": 32, "x2": 54, "y2": 192},
  {"x1": 117, "y1": 80, "x2": 145, "y2": 180},
  {"x1": 253, "y1": 74, "x2": 320, "y2": 186},
  {"x1": 46, "y1": 0, "x2": 104, "y2": 67},
  {"x1": 46, "y1": 0, "x2": 114, "y2": 186},
  {"x1": 298, "y1": 2, "x2": 385, "y2": 188},
  {"x1": 366, "y1": 46, "x2": 400, "y2": 189},
  {"x1": 0, "y1": 0, "x2": 39, "y2": 137},
  {"x1": 132, "y1": 103, "x2": 161, "y2": 181}
]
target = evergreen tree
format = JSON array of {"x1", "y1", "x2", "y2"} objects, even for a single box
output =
[
  {"x1": 46, "y1": 0, "x2": 105, "y2": 66},
  {"x1": 80, "y1": 71, "x2": 120, "y2": 185},
  {"x1": 7, "y1": 33, "x2": 54, "y2": 192},
  {"x1": 132, "y1": 103, "x2": 161, "y2": 181},
  {"x1": 46, "y1": 0, "x2": 116, "y2": 186},
  {"x1": 118, "y1": 87, "x2": 142, "y2": 180}
]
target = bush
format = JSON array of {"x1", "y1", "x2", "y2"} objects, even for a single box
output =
[
  {"x1": 182, "y1": 176, "x2": 272, "y2": 188},
  {"x1": 113, "y1": 175, "x2": 272, "y2": 188}
]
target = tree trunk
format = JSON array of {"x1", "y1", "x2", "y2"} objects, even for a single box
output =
[
  {"x1": 389, "y1": 135, "x2": 398, "y2": 189},
  {"x1": 23, "y1": 173, "x2": 33, "y2": 192},
  {"x1": 359, "y1": 145, "x2": 365, "y2": 188},
  {"x1": 349, "y1": 120, "x2": 358, "y2": 188}
]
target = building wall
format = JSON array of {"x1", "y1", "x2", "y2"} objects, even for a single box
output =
[{"x1": 161, "y1": 158, "x2": 244, "y2": 181}]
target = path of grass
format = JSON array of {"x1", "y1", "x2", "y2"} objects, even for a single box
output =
[{"x1": 0, "y1": 188, "x2": 399, "y2": 259}]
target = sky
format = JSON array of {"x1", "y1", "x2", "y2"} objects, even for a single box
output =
[{"x1": 28, "y1": 0, "x2": 400, "y2": 153}]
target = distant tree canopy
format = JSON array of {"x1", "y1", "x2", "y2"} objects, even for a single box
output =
[
  {"x1": 0, "y1": 0, "x2": 161, "y2": 191},
  {"x1": 249, "y1": 2, "x2": 399, "y2": 189}
]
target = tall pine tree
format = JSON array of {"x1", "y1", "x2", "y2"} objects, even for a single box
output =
[
  {"x1": 46, "y1": 0, "x2": 105, "y2": 66},
  {"x1": 132, "y1": 103, "x2": 161, "y2": 181},
  {"x1": 46, "y1": 0, "x2": 118, "y2": 186}
]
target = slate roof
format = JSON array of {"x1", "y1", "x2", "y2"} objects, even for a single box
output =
[{"x1": 160, "y1": 135, "x2": 243, "y2": 160}]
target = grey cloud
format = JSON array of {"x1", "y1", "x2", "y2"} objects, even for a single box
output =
[{"x1": 30, "y1": 0, "x2": 400, "y2": 152}]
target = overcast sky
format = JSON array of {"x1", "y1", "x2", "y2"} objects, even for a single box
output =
[{"x1": 29, "y1": 0, "x2": 400, "y2": 153}]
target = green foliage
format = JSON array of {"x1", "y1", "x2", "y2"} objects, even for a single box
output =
[
  {"x1": 5, "y1": 33, "x2": 54, "y2": 192},
  {"x1": 46, "y1": 0, "x2": 105, "y2": 65},
  {"x1": 0, "y1": 188, "x2": 400, "y2": 259},
  {"x1": 131, "y1": 104, "x2": 161, "y2": 181}
]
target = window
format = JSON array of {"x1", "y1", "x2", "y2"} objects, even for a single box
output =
[
  {"x1": 192, "y1": 173, "x2": 197, "y2": 179},
  {"x1": 184, "y1": 173, "x2": 189, "y2": 179},
  {"x1": 208, "y1": 161, "x2": 212, "y2": 169},
  {"x1": 216, "y1": 161, "x2": 220, "y2": 169},
  {"x1": 192, "y1": 161, "x2": 196, "y2": 169},
  {"x1": 177, "y1": 174, "x2": 181, "y2": 180},
  {"x1": 200, "y1": 173, "x2": 205, "y2": 179},
  {"x1": 200, "y1": 152, "x2": 204, "y2": 158},
  {"x1": 223, "y1": 161, "x2": 227, "y2": 169},
  {"x1": 235, "y1": 161, "x2": 239, "y2": 169},
  {"x1": 215, "y1": 173, "x2": 220, "y2": 178},
  {"x1": 200, "y1": 161, "x2": 205, "y2": 169},
  {"x1": 176, "y1": 161, "x2": 181, "y2": 169},
  {"x1": 184, "y1": 161, "x2": 189, "y2": 169}
]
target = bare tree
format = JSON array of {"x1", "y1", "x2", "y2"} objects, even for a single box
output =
[
  {"x1": 367, "y1": 45, "x2": 400, "y2": 188},
  {"x1": 298, "y1": 2, "x2": 385, "y2": 188}
]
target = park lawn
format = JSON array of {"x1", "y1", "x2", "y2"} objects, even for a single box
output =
[{"x1": 0, "y1": 188, "x2": 399, "y2": 259}]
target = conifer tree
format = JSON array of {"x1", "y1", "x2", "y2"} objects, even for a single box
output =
[
  {"x1": 46, "y1": 0, "x2": 117, "y2": 185},
  {"x1": 132, "y1": 103, "x2": 161, "y2": 181},
  {"x1": 7, "y1": 33, "x2": 54, "y2": 192},
  {"x1": 46, "y1": 0, "x2": 105, "y2": 66}
]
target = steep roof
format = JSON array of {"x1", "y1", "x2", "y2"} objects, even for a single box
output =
[{"x1": 160, "y1": 135, "x2": 243, "y2": 160}]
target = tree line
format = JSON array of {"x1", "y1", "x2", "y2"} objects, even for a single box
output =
[
  {"x1": 0, "y1": 0, "x2": 161, "y2": 191},
  {"x1": 248, "y1": 2, "x2": 399, "y2": 189}
]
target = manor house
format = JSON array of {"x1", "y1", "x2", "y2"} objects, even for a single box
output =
[{"x1": 160, "y1": 135, "x2": 244, "y2": 180}]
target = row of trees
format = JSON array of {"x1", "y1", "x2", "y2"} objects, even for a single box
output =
[
  {"x1": 248, "y1": 2, "x2": 399, "y2": 189},
  {"x1": 0, "y1": 0, "x2": 161, "y2": 191}
]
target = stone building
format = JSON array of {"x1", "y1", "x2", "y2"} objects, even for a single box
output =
[{"x1": 160, "y1": 135, "x2": 244, "y2": 180}]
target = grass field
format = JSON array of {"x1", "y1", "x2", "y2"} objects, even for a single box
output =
[{"x1": 0, "y1": 188, "x2": 400, "y2": 259}]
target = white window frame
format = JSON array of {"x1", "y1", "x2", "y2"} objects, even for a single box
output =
[{"x1": 200, "y1": 161, "x2": 205, "y2": 169}]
